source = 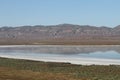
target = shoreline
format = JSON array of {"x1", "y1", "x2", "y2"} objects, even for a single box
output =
[
  {"x1": 0, "y1": 40, "x2": 120, "y2": 45},
  {"x1": 0, "y1": 44, "x2": 120, "y2": 45},
  {"x1": 0, "y1": 44, "x2": 120, "y2": 46},
  {"x1": 0, "y1": 56, "x2": 120, "y2": 65},
  {"x1": 0, "y1": 57, "x2": 120, "y2": 80}
]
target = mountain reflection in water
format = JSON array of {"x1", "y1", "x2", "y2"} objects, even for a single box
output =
[{"x1": 0, "y1": 45, "x2": 120, "y2": 54}]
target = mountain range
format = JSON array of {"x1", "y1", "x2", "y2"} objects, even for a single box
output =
[{"x1": 0, "y1": 24, "x2": 120, "y2": 45}]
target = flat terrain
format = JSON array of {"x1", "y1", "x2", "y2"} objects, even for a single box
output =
[
  {"x1": 1, "y1": 40, "x2": 120, "y2": 45},
  {"x1": 0, "y1": 57, "x2": 120, "y2": 80}
]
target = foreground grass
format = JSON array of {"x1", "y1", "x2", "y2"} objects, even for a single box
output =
[{"x1": 0, "y1": 57, "x2": 120, "y2": 80}]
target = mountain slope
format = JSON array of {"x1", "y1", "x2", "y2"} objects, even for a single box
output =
[{"x1": 0, "y1": 24, "x2": 120, "y2": 45}]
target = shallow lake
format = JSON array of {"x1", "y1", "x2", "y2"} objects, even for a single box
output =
[{"x1": 0, "y1": 45, "x2": 120, "y2": 65}]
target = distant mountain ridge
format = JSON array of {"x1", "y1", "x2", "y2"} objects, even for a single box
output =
[{"x1": 0, "y1": 24, "x2": 120, "y2": 45}]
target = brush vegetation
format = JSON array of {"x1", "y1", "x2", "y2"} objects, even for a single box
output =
[{"x1": 0, "y1": 57, "x2": 120, "y2": 80}]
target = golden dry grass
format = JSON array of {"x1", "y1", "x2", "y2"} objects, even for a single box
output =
[
  {"x1": 0, "y1": 40, "x2": 120, "y2": 45},
  {"x1": 0, "y1": 58, "x2": 120, "y2": 80},
  {"x1": 0, "y1": 67, "x2": 83, "y2": 80}
]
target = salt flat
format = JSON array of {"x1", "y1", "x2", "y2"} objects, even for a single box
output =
[{"x1": 0, "y1": 45, "x2": 120, "y2": 65}]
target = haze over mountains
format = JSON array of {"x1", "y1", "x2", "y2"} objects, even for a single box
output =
[{"x1": 0, "y1": 24, "x2": 120, "y2": 45}]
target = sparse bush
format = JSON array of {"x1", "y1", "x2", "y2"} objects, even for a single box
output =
[{"x1": 0, "y1": 57, "x2": 120, "y2": 80}]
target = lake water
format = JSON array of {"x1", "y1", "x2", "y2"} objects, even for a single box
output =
[{"x1": 0, "y1": 45, "x2": 120, "y2": 65}]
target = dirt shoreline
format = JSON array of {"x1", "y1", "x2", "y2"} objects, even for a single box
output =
[{"x1": 0, "y1": 41, "x2": 120, "y2": 45}]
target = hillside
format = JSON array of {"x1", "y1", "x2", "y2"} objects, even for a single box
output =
[{"x1": 0, "y1": 24, "x2": 120, "y2": 45}]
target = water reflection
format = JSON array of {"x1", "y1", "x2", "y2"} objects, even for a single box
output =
[
  {"x1": 0, "y1": 45, "x2": 120, "y2": 54},
  {"x1": 0, "y1": 45, "x2": 120, "y2": 65}
]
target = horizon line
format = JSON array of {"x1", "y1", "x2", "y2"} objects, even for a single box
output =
[{"x1": 0, "y1": 23, "x2": 119, "y2": 28}]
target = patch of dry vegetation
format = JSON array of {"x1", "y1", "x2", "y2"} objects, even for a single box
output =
[
  {"x1": 0, "y1": 57, "x2": 120, "y2": 80},
  {"x1": 1, "y1": 39, "x2": 120, "y2": 45},
  {"x1": 0, "y1": 67, "x2": 77, "y2": 80}
]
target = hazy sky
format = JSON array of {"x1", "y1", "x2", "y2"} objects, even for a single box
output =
[{"x1": 0, "y1": 0, "x2": 120, "y2": 27}]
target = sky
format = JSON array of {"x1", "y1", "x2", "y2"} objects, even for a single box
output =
[{"x1": 0, "y1": 0, "x2": 120, "y2": 27}]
